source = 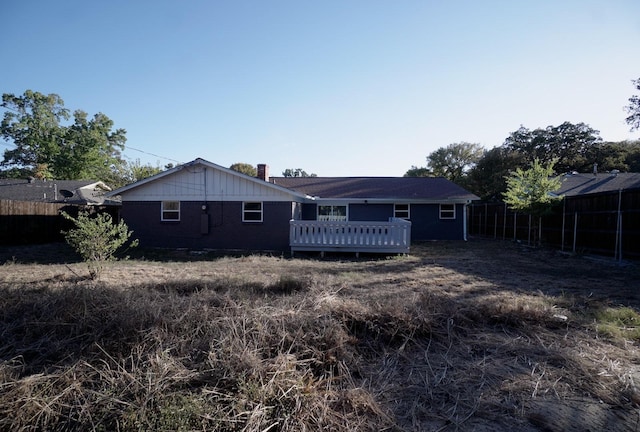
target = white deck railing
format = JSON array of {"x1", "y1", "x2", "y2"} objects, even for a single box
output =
[{"x1": 289, "y1": 218, "x2": 411, "y2": 254}]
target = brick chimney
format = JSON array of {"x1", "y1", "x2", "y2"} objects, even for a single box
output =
[{"x1": 257, "y1": 164, "x2": 269, "y2": 182}]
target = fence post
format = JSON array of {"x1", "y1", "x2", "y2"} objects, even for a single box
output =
[
  {"x1": 528, "y1": 214, "x2": 532, "y2": 246},
  {"x1": 573, "y1": 212, "x2": 578, "y2": 254},
  {"x1": 513, "y1": 212, "x2": 517, "y2": 241},
  {"x1": 494, "y1": 212, "x2": 498, "y2": 238},
  {"x1": 503, "y1": 203, "x2": 507, "y2": 240},
  {"x1": 561, "y1": 200, "x2": 566, "y2": 252},
  {"x1": 615, "y1": 189, "x2": 622, "y2": 262}
]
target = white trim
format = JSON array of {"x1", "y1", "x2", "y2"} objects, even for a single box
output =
[
  {"x1": 439, "y1": 203, "x2": 456, "y2": 219},
  {"x1": 394, "y1": 203, "x2": 410, "y2": 219},
  {"x1": 242, "y1": 201, "x2": 263, "y2": 222},
  {"x1": 317, "y1": 204, "x2": 348, "y2": 221},
  {"x1": 161, "y1": 200, "x2": 180, "y2": 221}
]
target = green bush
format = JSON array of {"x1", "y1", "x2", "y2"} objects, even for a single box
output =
[{"x1": 62, "y1": 211, "x2": 138, "y2": 279}]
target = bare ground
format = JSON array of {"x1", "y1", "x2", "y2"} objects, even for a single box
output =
[{"x1": 1, "y1": 238, "x2": 640, "y2": 431}]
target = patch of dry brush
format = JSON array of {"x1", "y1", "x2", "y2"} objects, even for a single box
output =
[{"x1": 1, "y1": 241, "x2": 639, "y2": 431}]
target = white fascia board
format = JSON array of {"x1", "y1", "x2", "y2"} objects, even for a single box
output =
[{"x1": 107, "y1": 157, "x2": 308, "y2": 200}]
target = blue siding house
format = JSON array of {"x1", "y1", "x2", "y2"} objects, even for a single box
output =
[{"x1": 107, "y1": 158, "x2": 478, "y2": 254}]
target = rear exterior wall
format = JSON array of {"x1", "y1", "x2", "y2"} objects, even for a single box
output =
[
  {"x1": 300, "y1": 202, "x2": 466, "y2": 241},
  {"x1": 121, "y1": 201, "x2": 293, "y2": 251}
]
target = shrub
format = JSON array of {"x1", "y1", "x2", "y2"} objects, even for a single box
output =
[{"x1": 62, "y1": 211, "x2": 138, "y2": 279}]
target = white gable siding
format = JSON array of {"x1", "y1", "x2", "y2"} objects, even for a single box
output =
[{"x1": 120, "y1": 166, "x2": 298, "y2": 202}]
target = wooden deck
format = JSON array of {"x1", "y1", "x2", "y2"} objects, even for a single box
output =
[{"x1": 289, "y1": 218, "x2": 411, "y2": 255}]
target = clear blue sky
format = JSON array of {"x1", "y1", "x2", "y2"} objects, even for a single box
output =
[{"x1": 2, "y1": 0, "x2": 639, "y2": 177}]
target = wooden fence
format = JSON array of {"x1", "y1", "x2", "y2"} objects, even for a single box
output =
[
  {"x1": 0, "y1": 200, "x2": 119, "y2": 245},
  {"x1": 469, "y1": 189, "x2": 640, "y2": 261}
]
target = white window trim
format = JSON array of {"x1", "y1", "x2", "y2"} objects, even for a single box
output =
[
  {"x1": 317, "y1": 204, "x2": 348, "y2": 221},
  {"x1": 161, "y1": 200, "x2": 180, "y2": 221},
  {"x1": 394, "y1": 203, "x2": 410, "y2": 219},
  {"x1": 439, "y1": 203, "x2": 456, "y2": 219},
  {"x1": 243, "y1": 201, "x2": 263, "y2": 222}
]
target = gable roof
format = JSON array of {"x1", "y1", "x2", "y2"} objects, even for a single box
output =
[
  {"x1": 271, "y1": 176, "x2": 479, "y2": 202},
  {"x1": 557, "y1": 172, "x2": 640, "y2": 197},
  {"x1": 106, "y1": 158, "x2": 309, "y2": 200},
  {"x1": 0, "y1": 179, "x2": 114, "y2": 204}
]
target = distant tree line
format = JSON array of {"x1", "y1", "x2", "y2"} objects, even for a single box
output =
[{"x1": 406, "y1": 78, "x2": 640, "y2": 201}]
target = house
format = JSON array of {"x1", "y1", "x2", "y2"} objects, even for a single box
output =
[
  {"x1": 0, "y1": 178, "x2": 116, "y2": 205},
  {"x1": 106, "y1": 158, "x2": 479, "y2": 254},
  {"x1": 0, "y1": 178, "x2": 118, "y2": 245},
  {"x1": 556, "y1": 171, "x2": 640, "y2": 197}
]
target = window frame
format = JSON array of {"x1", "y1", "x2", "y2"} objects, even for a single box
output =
[
  {"x1": 161, "y1": 200, "x2": 180, "y2": 221},
  {"x1": 439, "y1": 203, "x2": 456, "y2": 220},
  {"x1": 317, "y1": 204, "x2": 348, "y2": 221},
  {"x1": 394, "y1": 203, "x2": 410, "y2": 219},
  {"x1": 242, "y1": 201, "x2": 263, "y2": 222}
]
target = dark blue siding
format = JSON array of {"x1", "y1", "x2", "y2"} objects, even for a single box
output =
[
  {"x1": 121, "y1": 201, "x2": 293, "y2": 251},
  {"x1": 301, "y1": 203, "x2": 317, "y2": 220},
  {"x1": 410, "y1": 203, "x2": 465, "y2": 240},
  {"x1": 349, "y1": 203, "x2": 392, "y2": 221}
]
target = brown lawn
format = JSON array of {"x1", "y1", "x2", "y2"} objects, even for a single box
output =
[{"x1": 0, "y1": 239, "x2": 639, "y2": 431}]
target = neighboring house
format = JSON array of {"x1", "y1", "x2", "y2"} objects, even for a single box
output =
[
  {"x1": 0, "y1": 178, "x2": 118, "y2": 245},
  {"x1": 107, "y1": 158, "x2": 478, "y2": 254},
  {"x1": 555, "y1": 171, "x2": 640, "y2": 197},
  {"x1": 0, "y1": 178, "x2": 117, "y2": 205}
]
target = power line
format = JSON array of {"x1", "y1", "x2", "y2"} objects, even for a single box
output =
[{"x1": 123, "y1": 145, "x2": 183, "y2": 164}]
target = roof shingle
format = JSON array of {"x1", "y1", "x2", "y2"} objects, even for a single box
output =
[{"x1": 270, "y1": 176, "x2": 478, "y2": 201}]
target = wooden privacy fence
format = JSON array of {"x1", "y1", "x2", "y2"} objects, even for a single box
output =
[
  {"x1": 0, "y1": 200, "x2": 119, "y2": 245},
  {"x1": 469, "y1": 189, "x2": 640, "y2": 261}
]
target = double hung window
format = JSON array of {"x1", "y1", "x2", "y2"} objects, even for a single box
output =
[
  {"x1": 439, "y1": 204, "x2": 456, "y2": 219},
  {"x1": 161, "y1": 201, "x2": 180, "y2": 221},
  {"x1": 394, "y1": 203, "x2": 410, "y2": 219},
  {"x1": 243, "y1": 202, "x2": 263, "y2": 222}
]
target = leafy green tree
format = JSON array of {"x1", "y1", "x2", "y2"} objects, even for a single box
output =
[
  {"x1": 466, "y1": 147, "x2": 526, "y2": 200},
  {"x1": 1, "y1": 90, "x2": 127, "y2": 182},
  {"x1": 54, "y1": 111, "x2": 126, "y2": 181},
  {"x1": 230, "y1": 162, "x2": 257, "y2": 177},
  {"x1": 504, "y1": 122, "x2": 601, "y2": 173},
  {"x1": 403, "y1": 166, "x2": 431, "y2": 177},
  {"x1": 1, "y1": 90, "x2": 69, "y2": 171},
  {"x1": 625, "y1": 77, "x2": 640, "y2": 131},
  {"x1": 503, "y1": 159, "x2": 562, "y2": 246},
  {"x1": 503, "y1": 159, "x2": 562, "y2": 216},
  {"x1": 282, "y1": 168, "x2": 316, "y2": 177},
  {"x1": 584, "y1": 140, "x2": 640, "y2": 173},
  {"x1": 62, "y1": 211, "x2": 138, "y2": 279},
  {"x1": 425, "y1": 142, "x2": 484, "y2": 184},
  {"x1": 124, "y1": 159, "x2": 164, "y2": 183}
]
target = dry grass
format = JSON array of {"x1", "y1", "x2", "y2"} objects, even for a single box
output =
[{"x1": 1, "y1": 239, "x2": 639, "y2": 431}]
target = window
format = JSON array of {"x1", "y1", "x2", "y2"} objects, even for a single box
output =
[
  {"x1": 394, "y1": 203, "x2": 410, "y2": 219},
  {"x1": 243, "y1": 202, "x2": 263, "y2": 222},
  {"x1": 318, "y1": 205, "x2": 347, "y2": 221},
  {"x1": 161, "y1": 201, "x2": 180, "y2": 221},
  {"x1": 439, "y1": 203, "x2": 456, "y2": 219}
]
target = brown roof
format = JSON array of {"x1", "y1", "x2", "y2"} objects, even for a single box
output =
[
  {"x1": 270, "y1": 176, "x2": 478, "y2": 201},
  {"x1": 557, "y1": 172, "x2": 640, "y2": 197}
]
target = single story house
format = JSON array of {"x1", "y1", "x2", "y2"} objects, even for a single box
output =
[
  {"x1": 0, "y1": 178, "x2": 116, "y2": 205},
  {"x1": 107, "y1": 158, "x2": 479, "y2": 254}
]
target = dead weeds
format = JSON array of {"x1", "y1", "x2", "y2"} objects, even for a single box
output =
[{"x1": 0, "y1": 238, "x2": 639, "y2": 431}]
